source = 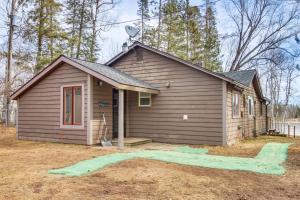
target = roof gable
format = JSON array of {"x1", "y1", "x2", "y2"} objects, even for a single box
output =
[
  {"x1": 11, "y1": 55, "x2": 159, "y2": 100},
  {"x1": 220, "y1": 70, "x2": 256, "y2": 87},
  {"x1": 221, "y1": 69, "x2": 266, "y2": 100},
  {"x1": 105, "y1": 42, "x2": 269, "y2": 101},
  {"x1": 106, "y1": 41, "x2": 246, "y2": 89}
]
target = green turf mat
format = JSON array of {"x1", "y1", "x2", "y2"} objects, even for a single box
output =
[
  {"x1": 49, "y1": 142, "x2": 291, "y2": 176},
  {"x1": 175, "y1": 146, "x2": 208, "y2": 154}
]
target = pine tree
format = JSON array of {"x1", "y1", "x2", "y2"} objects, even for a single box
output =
[
  {"x1": 89, "y1": 0, "x2": 102, "y2": 62},
  {"x1": 203, "y1": 0, "x2": 221, "y2": 72},
  {"x1": 156, "y1": 0, "x2": 163, "y2": 49},
  {"x1": 182, "y1": 0, "x2": 203, "y2": 62},
  {"x1": 161, "y1": 0, "x2": 185, "y2": 58},
  {"x1": 23, "y1": 0, "x2": 66, "y2": 73},
  {"x1": 142, "y1": 0, "x2": 163, "y2": 48},
  {"x1": 65, "y1": 0, "x2": 92, "y2": 60},
  {"x1": 137, "y1": 0, "x2": 150, "y2": 43}
]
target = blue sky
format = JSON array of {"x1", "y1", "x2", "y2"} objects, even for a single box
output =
[
  {"x1": 100, "y1": 0, "x2": 300, "y2": 104},
  {"x1": 0, "y1": 0, "x2": 299, "y2": 104},
  {"x1": 100, "y1": 0, "x2": 231, "y2": 62}
]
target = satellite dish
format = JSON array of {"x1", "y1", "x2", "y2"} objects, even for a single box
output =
[
  {"x1": 125, "y1": 25, "x2": 140, "y2": 38},
  {"x1": 295, "y1": 34, "x2": 300, "y2": 44}
]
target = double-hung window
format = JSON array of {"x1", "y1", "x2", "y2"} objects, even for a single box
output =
[
  {"x1": 232, "y1": 92, "x2": 240, "y2": 118},
  {"x1": 248, "y1": 96, "x2": 254, "y2": 116},
  {"x1": 61, "y1": 85, "x2": 84, "y2": 128},
  {"x1": 138, "y1": 92, "x2": 151, "y2": 107}
]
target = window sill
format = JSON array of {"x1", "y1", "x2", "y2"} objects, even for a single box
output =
[
  {"x1": 60, "y1": 124, "x2": 85, "y2": 130},
  {"x1": 232, "y1": 116, "x2": 241, "y2": 119},
  {"x1": 138, "y1": 105, "x2": 151, "y2": 107}
]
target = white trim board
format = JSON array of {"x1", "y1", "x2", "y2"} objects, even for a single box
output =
[
  {"x1": 87, "y1": 74, "x2": 93, "y2": 145},
  {"x1": 222, "y1": 81, "x2": 228, "y2": 146},
  {"x1": 60, "y1": 83, "x2": 85, "y2": 130}
]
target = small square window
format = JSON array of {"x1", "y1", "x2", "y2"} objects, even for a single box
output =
[{"x1": 138, "y1": 92, "x2": 151, "y2": 107}]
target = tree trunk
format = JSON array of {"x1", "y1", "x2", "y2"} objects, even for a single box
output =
[
  {"x1": 76, "y1": 0, "x2": 85, "y2": 59},
  {"x1": 90, "y1": 0, "x2": 99, "y2": 61},
  {"x1": 156, "y1": 0, "x2": 162, "y2": 49},
  {"x1": 70, "y1": 0, "x2": 76, "y2": 57},
  {"x1": 4, "y1": 0, "x2": 16, "y2": 126},
  {"x1": 49, "y1": 4, "x2": 54, "y2": 59},
  {"x1": 36, "y1": 0, "x2": 45, "y2": 72},
  {"x1": 141, "y1": 1, "x2": 144, "y2": 43}
]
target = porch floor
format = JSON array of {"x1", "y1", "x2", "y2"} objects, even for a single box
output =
[{"x1": 111, "y1": 137, "x2": 152, "y2": 147}]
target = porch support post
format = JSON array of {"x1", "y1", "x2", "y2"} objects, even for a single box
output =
[{"x1": 118, "y1": 89, "x2": 124, "y2": 149}]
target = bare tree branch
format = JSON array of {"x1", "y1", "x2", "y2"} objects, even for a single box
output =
[{"x1": 224, "y1": 0, "x2": 300, "y2": 71}]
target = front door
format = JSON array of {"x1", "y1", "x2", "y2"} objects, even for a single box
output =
[{"x1": 112, "y1": 89, "x2": 126, "y2": 138}]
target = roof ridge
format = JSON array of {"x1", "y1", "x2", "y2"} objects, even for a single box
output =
[
  {"x1": 67, "y1": 56, "x2": 106, "y2": 66},
  {"x1": 220, "y1": 69, "x2": 257, "y2": 74}
]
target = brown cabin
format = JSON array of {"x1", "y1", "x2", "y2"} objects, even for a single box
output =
[{"x1": 11, "y1": 42, "x2": 269, "y2": 146}]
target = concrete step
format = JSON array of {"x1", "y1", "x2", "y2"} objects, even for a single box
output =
[{"x1": 112, "y1": 137, "x2": 152, "y2": 147}]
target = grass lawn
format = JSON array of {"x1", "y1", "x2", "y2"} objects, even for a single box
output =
[{"x1": 0, "y1": 127, "x2": 300, "y2": 200}]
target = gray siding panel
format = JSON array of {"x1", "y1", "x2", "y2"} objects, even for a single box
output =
[
  {"x1": 111, "y1": 48, "x2": 224, "y2": 145},
  {"x1": 92, "y1": 79, "x2": 113, "y2": 144},
  {"x1": 18, "y1": 63, "x2": 88, "y2": 144},
  {"x1": 226, "y1": 83, "x2": 267, "y2": 145}
]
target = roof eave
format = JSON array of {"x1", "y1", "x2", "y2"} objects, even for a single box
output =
[{"x1": 11, "y1": 55, "x2": 159, "y2": 100}]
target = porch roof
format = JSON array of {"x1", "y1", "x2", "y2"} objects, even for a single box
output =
[
  {"x1": 11, "y1": 55, "x2": 159, "y2": 100},
  {"x1": 68, "y1": 57, "x2": 159, "y2": 92}
]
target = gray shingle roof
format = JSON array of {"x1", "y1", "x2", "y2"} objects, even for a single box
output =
[
  {"x1": 106, "y1": 41, "x2": 241, "y2": 86},
  {"x1": 68, "y1": 57, "x2": 158, "y2": 90},
  {"x1": 220, "y1": 70, "x2": 256, "y2": 87}
]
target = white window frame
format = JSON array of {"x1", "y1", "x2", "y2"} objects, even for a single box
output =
[
  {"x1": 138, "y1": 92, "x2": 151, "y2": 107},
  {"x1": 248, "y1": 96, "x2": 254, "y2": 117},
  {"x1": 232, "y1": 92, "x2": 240, "y2": 118},
  {"x1": 60, "y1": 83, "x2": 85, "y2": 129}
]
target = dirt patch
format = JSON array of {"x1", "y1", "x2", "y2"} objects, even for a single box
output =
[{"x1": 0, "y1": 128, "x2": 300, "y2": 200}]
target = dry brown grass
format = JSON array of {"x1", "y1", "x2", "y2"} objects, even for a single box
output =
[{"x1": 0, "y1": 127, "x2": 300, "y2": 200}]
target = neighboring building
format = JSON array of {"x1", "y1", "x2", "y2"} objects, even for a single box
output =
[{"x1": 11, "y1": 42, "x2": 269, "y2": 146}]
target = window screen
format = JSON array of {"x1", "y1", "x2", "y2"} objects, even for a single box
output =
[{"x1": 139, "y1": 92, "x2": 151, "y2": 107}]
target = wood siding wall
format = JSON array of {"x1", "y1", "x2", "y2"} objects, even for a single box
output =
[
  {"x1": 18, "y1": 63, "x2": 88, "y2": 144},
  {"x1": 91, "y1": 78, "x2": 113, "y2": 144},
  {"x1": 226, "y1": 83, "x2": 267, "y2": 145},
  {"x1": 111, "y1": 48, "x2": 224, "y2": 145}
]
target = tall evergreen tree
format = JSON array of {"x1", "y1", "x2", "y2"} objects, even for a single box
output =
[
  {"x1": 146, "y1": 0, "x2": 204, "y2": 63},
  {"x1": 65, "y1": 0, "x2": 92, "y2": 60},
  {"x1": 143, "y1": 0, "x2": 163, "y2": 48},
  {"x1": 65, "y1": 0, "x2": 115, "y2": 61},
  {"x1": 182, "y1": 0, "x2": 203, "y2": 62},
  {"x1": 203, "y1": 0, "x2": 221, "y2": 71},
  {"x1": 161, "y1": 0, "x2": 185, "y2": 58},
  {"x1": 137, "y1": 0, "x2": 150, "y2": 43},
  {"x1": 156, "y1": 0, "x2": 163, "y2": 49},
  {"x1": 23, "y1": 0, "x2": 66, "y2": 72}
]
